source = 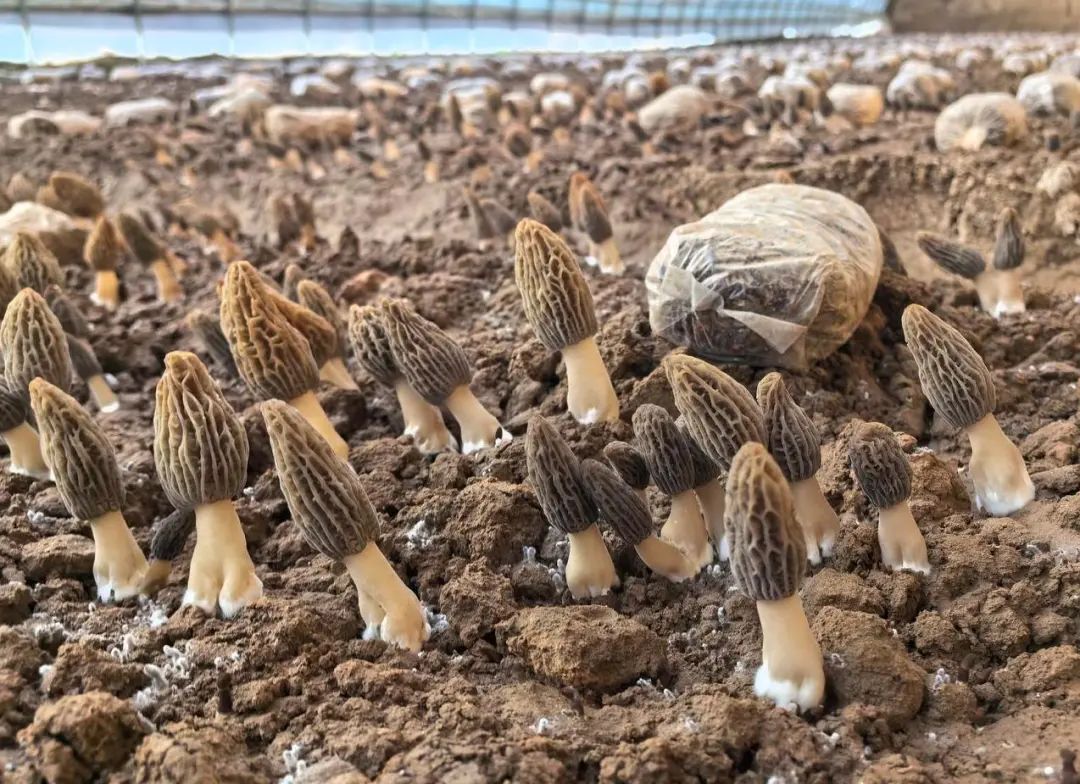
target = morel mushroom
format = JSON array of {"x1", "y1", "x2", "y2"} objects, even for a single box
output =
[
  {"x1": 917, "y1": 225, "x2": 1024, "y2": 319},
  {"x1": 757, "y1": 373, "x2": 839, "y2": 564},
  {"x1": 266, "y1": 285, "x2": 356, "y2": 391},
  {"x1": 901, "y1": 304, "x2": 1033, "y2": 515},
  {"x1": 848, "y1": 422, "x2": 929, "y2": 574},
  {"x1": 263, "y1": 400, "x2": 429, "y2": 651},
  {"x1": 141, "y1": 507, "x2": 195, "y2": 595},
  {"x1": 514, "y1": 218, "x2": 618, "y2": 424},
  {"x1": 527, "y1": 191, "x2": 563, "y2": 232},
  {"x1": 526, "y1": 416, "x2": 618, "y2": 598},
  {"x1": 1, "y1": 288, "x2": 73, "y2": 397},
  {"x1": 186, "y1": 309, "x2": 236, "y2": 375},
  {"x1": 676, "y1": 415, "x2": 728, "y2": 560},
  {"x1": 295, "y1": 279, "x2": 355, "y2": 389},
  {"x1": 154, "y1": 351, "x2": 262, "y2": 617},
  {"x1": 117, "y1": 212, "x2": 182, "y2": 303},
  {"x1": 602, "y1": 441, "x2": 649, "y2": 501},
  {"x1": 48, "y1": 172, "x2": 104, "y2": 219},
  {"x1": 30, "y1": 378, "x2": 147, "y2": 600},
  {"x1": 0, "y1": 382, "x2": 47, "y2": 478},
  {"x1": 726, "y1": 442, "x2": 824, "y2": 711},
  {"x1": 45, "y1": 285, "x2": 90, "y2": 339},
  {"x1": 990, "y1": 207, "x2": 1025, "y2": 316},
  {"x1": 84, "y1": 216, "x2": 122, "y2": 310},
  {"x1": 66, "y1": 334, "x2": 118, "y2": 412},
  {"x1": 4, "y1": 232, "x2": 63, "y2": 295},
  {"x1": 463, "y1": 187, "x2": 498, "y2": 247},
  {"x1": 568, "y1": 172, "x2": 622, "y2": 274}
]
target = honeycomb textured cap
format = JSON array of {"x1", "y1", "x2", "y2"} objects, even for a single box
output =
[
  {"x1": 117, "y1": 213, "x2": 164, "y2": 264},
  {"x1": 48, "y1": 172, "x2": 104, "y2": 218},
  {"x1": 525, "y1": 415, "x2": 597, "y2": 535},
  {"x1": 0, "y1": 288, "x2": 72, "y2": 397},
  {"x1": 84, "y1": 216, "x2": 122, "y2": 273},
  {"x1": 149, "y1": 508, "x2": 194, "y2": 561},
  {"x1": 153, "y1": 351, "x2": 250, "y2": 508},
  {"x1": 901, "y1": 304, "x2": 994, "y2": 429},
  {"x1": 381, "y1": 298, "x2": 472, "y2": 404},
  {"x1": 5, "y1": 233, "x2": 63, "y2": 294},
  {"x1": 675, "y1": 415, "x2": 721, "y2": 486},
  {"x1": 263, "y1": 399, "x2": 379, "y2": 560},
  {"x1": 219, "y1": 261, "x2": 319, "y2": 401},
  {"x1": 848, "y1": 422, "x2": 912, "y2": 509},
  {"x1": 45, "y1": 285, "x2": 89, "y2": 339},
  {"x1": 602, "y1": 441, "x2": 649, "y2": 491},
  {"x1": 0, "y1": 381, "x2": 29, "y2": 431},
  {"x1": 916, "y1": 232, "x2": 985, "y2": 280},
  {"x1": 266, "y1": 288, "x2": 339, "y2": 367},
  {"x1": 297, "y1": 280, "x2": 345, "y2": 350},
  {"x1": 993, "y1": 207, "x2": 1024, "y2": 271},
  {"x1": 526, "y1": 191, "x2": 564, "y2": 232},
  {"x1": 582, "y1": 458, "x2": 654, "y2": 546},
  {"x1": 282, "y1": 264, "x2": 307, "y2": 301},
  {"x1": 573, "y1": 177, "x2": 614, "y2": 244},
  {"x1": 724, "y1": 442, "x2": 807, "y2": 602},
  {"x1": 756, "y1": 372, "x2": 821, "y2": 482},
  {"x1": 66, "y1": 334, "x2": 102, "y2": 379},
  {"x1": 513, "y1": 218, "x2": 598, "y2": 351},
  {"x1": 632, "y1": 404, "x2": 698, "y2": 496},
  {"x1": 664, "y1": 354, "x2": 766, "y2": 471},
  {"x1": 0, "y1": 261, "x2": 16, "y2": 316},
  {"x1": 347, "y1": 304, "x2": 397, "y2": 386}
]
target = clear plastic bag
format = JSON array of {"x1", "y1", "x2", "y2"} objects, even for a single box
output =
[{"x1": 647, "y1": 184, "x2": 883, "y2": 369}]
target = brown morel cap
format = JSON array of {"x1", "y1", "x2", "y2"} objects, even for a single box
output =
[
  {"x1": 5, "y1": 233, "x2": 63, "y2": 294},
  {"x1": 381, "y1": 298, "x2": 472, "y2": 404},
  {"x1": 724, "y1": 442, "x2": 806, "y2": 602},
  {"x1": 446, "y1": 95, "x2": 464, "y2": 134},
  {"x1": 756, "y1": 372, "x2": 821, "y2": 483},
  {"x1": 347, "y1": 304, "x2": 397, "y2": 386},
  {"x1": 992, "y1": 207, "x2": 1024, "y2": 271},
  {"x1": 513, "y1": 218, "x2": 598, "y2": 352},
  {"x1": 297, "y1": 279, "x2": 345, "y2": 344},
  {"x1": 8, "y1": 172, "x2": 35, "y2": 203},
  {"x1": 271, "y1": 195, "x2": 301, "y2": 247},
  {"x1": 292, "y1": 195, "x2": 314, "y2": 228},
  {"x1": 265, "y1": 288, "x2": 339, "y2": 367},
  {"x1": 632, "y1": 404, "x2": 698, "y2": 496},
  {"x1": 676, "y1": 415, "x2": 721, "y2": 487},
  {"x1": 0, "y1": 258, "x2": 16, "y2": 315},
  {"x1": 503, "y1": 123, "x2": 532, "y2": 158},
  {"x1": 154, "y1": 351, "x2": 249, "y2": 509},
  {"x1": 116, "y1": 213, "x2": 164, "y2": 265},
  {"x1": 84, "y1": 216, "x2": 122, "y2": 273},
  {"x1": 877, "y1": 225, "x2": 902, "y2": 273},
  {"x1": 0, "y1": 381, "x2": 29, "y2": 431},
  {"x1": 220, "y1": 261, "x2": 319, "y2": 401},
  {"x1": 36, "y1": 184, "x2": 65, "y2": 213},
  {"x1": 916, "y1": 232, "x2": 985, "y2": 280},
  {"x1": 149, "y1": 507, "x2": 195, "y2": 561},
  {"x1": 571, "y1": 174, "x2": 614, "y2": 244},
  {"x1": 464, "y1": 187, "x2": 497, "y2": 240},
  {"x1": 527, "y1": 191, "x2": 564, "y2": 233},
  {"x1": 262, "y1": 400, "x2": 379, "y2": 560},
  {"x1": 338, "y1": 227, "x2": 359, "y2": 258},
  {"x1": 848, "y1": 422, "x2": 912, "y2": 509},
  {"x1": 186, "y1": 309, "x2": 235, "y2": 373},
  {"x1": 282, "y1": 264, "x2": 307, "y2": 301},
  {"x1": 602, "y1": 440, "x2": 649, "y2": 491},
  {"x1": 525, "y1": 415, "x2": 597, "y2": 535},
  {"x1": 901, "y1": 304, "x2": 994, "y2": 429},
  {"x1": 664, "y1": 354, "x2": 765, "y2": 472},
  {"x1": 582, "y1": 458, "x2": 653, "y2": 546},
  {"x1": 0, "y1": 288, "x2": 72, "y2": 396},
  {"x1": 49, "y1": 172, "x2": 104, "y2": 218},
  {"x1": 480, "y1": 199, "x2": 517, "y2": 236},
  {"x1": 66, "y1": 334, "x2": 102, "y2": 379},
  {"x1": 45, "y1": 285, "x2": 89, "y2": 339}
]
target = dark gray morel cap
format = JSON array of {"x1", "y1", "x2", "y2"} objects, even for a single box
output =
[
  {"x1": 756, "y1": 372, "x2": 821, "y2": 483},
  {"x1": 582, "y1": 458, "x2": 653, "y2": 546},
  {"x1": 916, "y1": 232, "x2": 985, "y2": 280},
  {"x1": 0, "y1": 381, "x2": 28, "y2": 431},
  {"x1": 45, "y1": 285, "x2": 90, "y2": 339},
  {"x1": 724, "y1": 442, "x2": 807, "y2": 602},
  {"x1": 117, "y1": 213, "x2": 165, "y2": 265},
  {"x1": 525, "y1": 415, "x2": 597, "y2": 535},
  {"x1": 30, "y1": 378, "x2": 123, "y2": 520},
  {"x1": 186, "y1": 309, "x2": 235, "y2": 374},
  {"x1": 527, "y1": 191, "x2": 563, "y2": 233},
  {"x1": 602, "y1": 441, "x2": 649, "y2": 491},
  {"x1": 632, "y1": 404, "x2": 697, "y2": 496},
  {"x1": 381, "y1": 298, "x2": 472, "y2": 404},
  {"x1": 675, "y1": 415, "x2": 721, "y2": 486},
  {"x1": 66, "y1": 334, "x2": 102, "y2": 380},
  {"x1": 901, "y1": 304, "x2": 995, "y2": 429},
  {"x1": 347, "y1": 304, "x2": 398, "y2": 386},
  {"x1": 263, "y1": 399, "x2": 379, "y2": 560},
  {"x1": 282, "y1": 264, "x2": 307, "y2": 301},
  {"x1": 1, "y1": 288, "x2": 73, "y2": 397},
  {"x1": 5, "y1": 233, "x2": 63, "y2": 294},
  {"x1": 150, "y1": 507, "x2": 195, "y2": 561},
  {"x1": 993, "y1": 207, "x2": 1024, "y2": 271},
  {"x1": 848, "y1": 422, "x2": 912, "y2": 509}
]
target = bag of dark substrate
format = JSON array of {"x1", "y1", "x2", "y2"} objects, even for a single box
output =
[{"x1": 646, "y1": 183, "x2": 883, "y2": 368}]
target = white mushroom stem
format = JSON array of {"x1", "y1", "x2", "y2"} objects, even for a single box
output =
[
  {"x1": 394, "y1": 380, "x2": 456, "y2": 454},
  {"x1": 565, "y1": 523, "x2": 619, "y2": 599},
  {"x1": 88, "y1": 509, "x2": 149, "y2": 602},
  {"x1": 444, "y1": 385, "x2": 506, "y2": 454},
  {"x1": 635, "y1": 536, "x2": 697, "y2": 582},
  {"x1": 754, "y1": 594, "x2": 826, "y2": 712},
  {"x1": 343, "y1": 541, "x2": 429, "y2": 652},
  {"x1": 92, "y1": 270, "x2": 120, "y2": 310},
  {"x1": 974, "y1": 270, "x2": 1024, "y2": 319},
  {"x1": 660, "y1": 490, "x2": 712, "y2": 570},
  {"x1": 562, "y1": 337, "x2": 619, "y2": 424},
  {"x1": 589, "y1": 237, "x2": 624, "y2": 275},
  {"x1": 151, "y1": 259, "x2": 183, "y2": 303},
  {"x1": 140, "y1": 558, "x2": 172, "y2": 595},
  {"x1": 693, "y1": 478, "x2": 727, "y2": 560},
  {"x1": 877, "y1": 501, "x2": 930, "y2": 574},
  {"x1": 2, "y1": 422, "x2": 50, "y2": 479},
  {"x1": 964, "y1": 413, "x2": 1035, "y2": 516},
  {"x1": 789, "y1": 477, "x2": 840, "y2": 566},
  {"x1": 423, "y1": 161, "x2": 440, "y2": 184},
  {"x1": 86, "y1": 374, "x2": 120, "y2": 413},
  {"x1": 288, "y1": 390, "x2": 349, "y2": 459},
  {"x1": 185, "y1": 499, "x2": 263, "y2": 618},
  {"x1": 318, "y1": 357, "x2": 360, "y2": 391}
]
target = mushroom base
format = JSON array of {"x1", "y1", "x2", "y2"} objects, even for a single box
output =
[
  {"x1": 445, "y1": 385, "x2": 508, "y2": 455},
  {"x1": 89, "y1": 510, "x2": 149, "y2": 602},
  {"x1": 660, "y1": 491, "x2": 712, "y2": 571},
  {"x1": 693, "y1": 479, "x2": 727, "y2": 560},
  {"x1": 635, "y1": 536, "x2": 696, "y2": 582},
  {"x1": 966, "y1": 413, "x2": 1035, "y2": 516},
  {"x1": 586, "y1": 237, "x2": 624, "y2": 275},
  {"x1": 395, "y1": 380, "x2": 456, "y2": 454},
  {"x1": 151, "y1": 259, "x2": 184, "y2": 303},
  {"x1": 2, "y1": 422, "x2": 50, "y2": 479},
  {"x1": 562, "y1": 337, "x2": 619, "y2": 425},
  {"x1": 566, "y1": 523, "x2": 619, "y2": 599},
  {"x1": 92, "y1": 270, "x2": 120, "y2": 310},
  {"x1": 878, "y1": 501, "x2": 930, "y2": 574},
  {"x1": 790, "y1": 477, "x2": 840, "y2": 565},
  {"x1": 976, "y1": 270, "x2": 1025, "y2": 319},
  {"x1": 319, "y1": 357, "x2": 360, "y2": 391},
  {"x1": 185, "y1": 499, "x2": 263, "y2": 618},
  {"x1": 288, "y1": 390, "x2": 349, "y2": 459},
  {"x1": 140, "y1": 558, "x2": 172, "y2": 595},
  {"x1": 344, "y1": 542, "x2": 429, "y2": 652},
  {"x1": 87, "y1": 374, "x2": 120, "y2": 413},
  {"x1": 755, "y1": 594, "x2": 825, "y2": 712}
]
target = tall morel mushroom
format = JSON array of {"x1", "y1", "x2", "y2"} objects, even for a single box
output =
[
  {"x1": 4, "y1": 232, "x2": 63, "y2": 295},
  {"x1": 141, "y1": 508, "x2": 195, "y2": 595},
  {"x1": 154, "y1": 351, "x2": 262, "y2": 617},
  {"x1": 726, "y1": 442, "x2": 824, "y2": 712},
  {"x1": 117, "y1": 212, "x2": 183, "y2": 304},
  {"x1": 1, "y1": 288, "x2": 73, "y2": 397},
  {"x1": 84, "y1": 216, "x2": 123, "y2": 310},
  {"x1": 514, "y1": 218, "x2": 619, "y2": 424},
  {"x1": 568, "y1": 172, "x2": 622, "y2": 274},
  {"x1": 0, "y1": 382, "x2": 47, "y2": 478},
  {"x1": 917, "y1": 225, "x2": 1024, "y2": 319},
  {"x1": 990, "y1": 206, "x2": 1025, "y2": 316},
  {"x1": 66, "y1": 334, "x2": 119, "y2": 413},
  {"x1": 602, "y1": 441, "x2": 649, "y2": 501},
  {"x1": 901, "y1": 304, "x2": 1033, "y2": 515}
]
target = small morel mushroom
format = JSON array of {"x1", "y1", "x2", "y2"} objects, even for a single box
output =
[
  {"x1": 347, "y1": 304, "x2": 454, "y2": 454},
  {"x1": 141, "y1": 507, "x2": 195, "y2": 595},
  {"x1": 989, "y1": 206, "x2": 1025, "y2": 316},
  {"x1": 296, "y1": 279, "x2": 345, "y2": 345},
  {"x1": 30, "y1": 378, "x2": 148, "y2": 600},
  {"x1": 381, "y1": 298, "x2": 506, "y2": 454},
  {"x1": 582, "y1": 458, "x2": 695, "y2": 581},
  {"x1": 186, "y1": 309, "x2": 236, "y2": 375},
  {"x1": 676, "y1": 415, "x2": 728, "y2": 560},
  {"x1": 84, "y1": 216, "x2": 122, "y2": 310},
  {"x1": 417, "y1": 137, "x2": 440, "y2": 184},
  {"x1": 154, "y1": 351, "x2": 262, "y2": 617},
  {"x1": 480, "y1": 198, "x2": 518, "y2": 247},
  {"x1": 916, "y1": 229, "x2": 1023, "y2": 319},
  {"x1": 503, "y1": 122, "x2": 542, "y2": 172},
  {"x1": 463, "y1": 187, "x2": 498, "y2": 247},
  {"x1": 0, "y1": 382, "x2": 47, "y2": 478},
  {"x1": 602, "y1": 441, "x2": 649, "y2": 501},
  {"x1": 1, "y1": 288, "x2": 73, "y2": 397},
  {"x1": 902, "y1": 304, "x2": 1033, "y2": 515},
  {"x1": 45, "y1": 285, "x2": 90, "y2": 339},
  {"x1": 527, "y1": 190, "x2": 563, "y2": 232},
  {"x1": 117, "y1": 213, "x2": 182, "y2": 303},
  {"x1": 282, "y1": 264, "x2": 307, "y2": 301},
  {"x1": 757, "y1": 373, "x2": 839, "y2": 564},
  {"x1": 568, "y1": 172, "x2": 622, "y2": 274},
  {"x1": 267, "y1": 285, "x2": 356, "y2": 390},
  {"x1": 48, "y1": 172, "x2": 104, "y2": 219},
  {"x1": 514, "y1": 218, "x2": 618, "y2": 424},
  {"x1": 848, "y1": 422, "x2": 929, "y2": 574},
  {"x1": 726, "y1": 442, "x2": 824, "y2": 711},
  {"x1": 526, "y1": 416, "x2": 617, "y2": 598},
  {"x1": 4, "y1": 232, "x2": 63, "y2": 295},
  {"x1": 66, "y1": 334, "x2": 118, "y2": 412},
  {"x1": 263, "y1": 400, "x2": 429, "y2": 650}
]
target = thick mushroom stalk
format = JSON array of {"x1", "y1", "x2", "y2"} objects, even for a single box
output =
[
  {"x1": 263, "y1": 400, "x2": 428, "y2": 651},
  {"x1": 117, "y1": 213, "x2": 183, "y2": 303},
  {"x1": 0, "y1": 384, "x2": 48, "y2": 478},
  {"x1": 726, "y1": 442, "x2": 824, "y2": 712},
  {"x1": 66, "y1": 335, "x2": 119, "y2": 413},
  {"x1": 30, "y1": 379, "x2": 148, "y2": 601},
  {"x1": 141, "y1": 508, "x2": 194, "y2": 595},
  {"x1": 917, "y1": 224, "x2": 1024, "y2": 320},
  {"x1": 526, "y1": 416, "x2": 618, "y2": 599},
  {"x1": 514, "y1": 218, "x2": 619, "y2": 424},
  {"x1": 902, "y1": 304, "x2": 1034, "y2": 515},
  {"x1": 848, "y1": 422, "x2": 930, "y2": 574},
  {"x1": 569, "y1": 172, "x2": 622, "y2": 275},
  {"x1": 84, "y1": 216, "x2": 123, "y2": 311},
  {"x1": 154, "y1": 351, "x2": 262, "y2": 617}
]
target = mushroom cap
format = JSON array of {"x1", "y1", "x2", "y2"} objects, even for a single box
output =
[
  {"x1": 632, "y1": 404, "x2": 698, "y2": 496},
  {"x1": 525, "y1": 415, "x2": 597, "y2": 535},
  {"x1": 219, "y1": 260, "x2": 319, "y2": 402},
  {"x1": 916, "y1": 232, "x2": 985, "y2": 280},
  {"x1": 337, "y1": 227, "x2": 359, "y2": 258},
  {"x1": 282, "y1": 264, "x2": 307, "y2": 301},
  {"x1": 582, "y1": 458, "x2": 653, "y2": 547},
  {"x1": 381, "y1": 298, "x2": 471, "y2": 404},
  {"x1": 901, "y1": 304, "x2": 994, "y2": 429},
  {"x1": 65, "y1": 334, "x2": 102, "y2": 379},
  {"x1": 45, "y1": 285, "x2": 90, "y2": 339},
  {"x1": 848, "y1": 422, "x2": 912, "y2": 509},
  {"x1": 513, "y1": 218, "x2": 598, "y2": 352},
  {"x1": 149, "y1": 507, "x2": 195, "y2": 561},
  {"x1": 83, "y1": 216, "x2": 123, "y2": 273},
  {"x1": 756, "y1": 372, "x2": 821, "y2": 482},
  {"x1": 480, "y1": 199, "x2": 517, "y2": 236},
  {"x1": 526, "y1": 191, "x2": 564, "y2": 232},
  {"x1": 153, "y1": 351, "x2": 249, "y2": 509},
  {"x1": 271, "y1": 195, "x2": 301, "y2": 247},
  {"x1": 993, "y1": 206, "x2": 1024, "y2": 271},
  {"x1": 0, "y1": 381, "x2": 29, "y2": 431},
  {"x1": 4, "y1": 233, "x2": 63, "y2": 295},
  {"x1": 464, "y1": 187, "x2": 497, "y2": 240},
  {"x1": 0, "y1": 260, "x2": 16, "y2": 316},
  {"x1": 266, "y1": 288, "x2": 339, "y2": 366},
  {"x1": 116, "y1": 212, "x2": 164, "y2": 265},
  {"x1": 664, "y1": 354, "x2": 765, "y2": 472},
  {"x1": 503, "y1": 122, "x2": 532, "y2": 157},
  {"x1": 724, "y1": 441, "x2": 806, "y2": 602},
  {"x1": 602, "y1": 440, "x2": 650, "y2": 491},
  {"x1": 0, "y1": 288, "x2": 72, "y2": 397},
  {"x1": 48, "y1": 172, "x2": 104, "y2": 218},
  {"x1": 297, "y1": 279, "x2": 345, "y2": 346},
  {"x1": 186, "y1": 309, "x2": 235, "y2": 374},
  {"x1": 347, "y1": 304, "x2": 398, "y2": 387},
  {"x1": 30, "y1": 378, "x2": 124, "y2": 520},
  {"x1": 675, "y1": 415, "x2": 721, "y2": 486},
  {"x1": 570, "y1": 174, "x2": 613, "y2": 244}
]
